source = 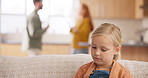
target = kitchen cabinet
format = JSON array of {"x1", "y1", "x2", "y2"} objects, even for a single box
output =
[
  {"x1": 121, "y1": 45, "x2": 148, "y2": 62},
  {"x1": 0, "y1": 43, "x2": 148, "y2": 62},
  {"x1": 89, "y1": 44, "x2": 148, "y2": 62},
  {"x1": 80, "y1": 0, "x2": 143, "y2": 19},
  {"x1": 144, "y1": 0, "x2": 148, "y2": 16}
]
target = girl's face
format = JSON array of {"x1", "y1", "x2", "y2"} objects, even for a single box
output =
[{"x1": 91, "y1": 35, "x2": 120, "y2": 66}]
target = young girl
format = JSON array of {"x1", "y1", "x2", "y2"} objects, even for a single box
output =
[
  {"x1": 70, "y1": 3, "x2": 94, "y2": 54},
  {"x1": 74, "y1": 23, "x2": 132, "y2": 78}
]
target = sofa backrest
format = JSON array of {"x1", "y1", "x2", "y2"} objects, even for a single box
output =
[{"x1": 0, "y1": 54, "x2": 148, "y2": 78}]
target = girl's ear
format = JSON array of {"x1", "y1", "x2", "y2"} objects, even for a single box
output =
[{"x1": 114, "y1": 46, "x2": 121, "y2": 55}]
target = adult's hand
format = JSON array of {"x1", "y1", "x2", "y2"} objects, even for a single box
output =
[{"x1": 45, "y1": 25, "x2": 49, "y2": 30}]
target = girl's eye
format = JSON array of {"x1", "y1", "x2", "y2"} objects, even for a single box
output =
[
  {"x1": 91, "y1": 46, "x2": 96, "y2": 49},
  {"x1": 101, "y1": 48, "x2": 107, "y2": 52}
]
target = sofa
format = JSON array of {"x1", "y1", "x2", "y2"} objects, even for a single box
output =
[{"x1": 0, "y1": 54, "x2": 148, "y2": 78}]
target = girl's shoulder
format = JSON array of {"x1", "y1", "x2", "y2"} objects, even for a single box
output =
[
  {"x1": 80, "y1": 61, "x2": 93, "y2": 68},
  {"x1": 115, "y1": 61, "x2": 130, "y2": 73},
  {"x1": 113, "y1": 61, "x2": 132, "y2": 77}
]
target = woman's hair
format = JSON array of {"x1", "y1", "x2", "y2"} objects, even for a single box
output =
[
  {"x1": 81, "y1": 3, "x2": 94, "y2": 31},
  {"x1": 91, "y1": 23, "x2": 123, "y2": 60}
]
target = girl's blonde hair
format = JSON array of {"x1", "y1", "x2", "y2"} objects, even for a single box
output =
[{"x1": 91, "y1": 23, "x2": 123, "y2": 60}]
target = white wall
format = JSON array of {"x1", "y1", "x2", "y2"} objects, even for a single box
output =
[
  {"x1": 142, "y1": 18, "x2": 148, "y2": 43},
  {"x1": 93, "y1": 19, "x2": 143, "y2": 43},
  {"x1": 1, "y1": 14, "x2": 26, "y2": 33},
  {"x1": 1, "y1": 18, "x2": 143, "y2": 44},
  {"x1": 42, "y1": 19, "x2": 143, "y2": 44}
]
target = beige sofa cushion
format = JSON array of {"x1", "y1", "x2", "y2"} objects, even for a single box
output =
[{"x1": 0, "y1": 54, "x2": 148, "y2": 78}]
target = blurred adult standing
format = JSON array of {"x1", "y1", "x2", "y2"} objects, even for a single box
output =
[
  {"x1": 70, "y1": 3, "x2": 94, "y2": 54},
  {"x1": 22, "y1": 0, "x2": 49, "y2": 56}
]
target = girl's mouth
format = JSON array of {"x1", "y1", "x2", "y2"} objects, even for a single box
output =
[{"x1": 94, "y1": 57, "x2": 101, "y2": 61}]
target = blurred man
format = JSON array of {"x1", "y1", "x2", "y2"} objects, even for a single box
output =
[{"x1": 23, "y1": 0, "x2": 49, "y2": 56}]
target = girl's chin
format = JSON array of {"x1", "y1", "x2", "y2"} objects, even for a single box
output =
[
  {"x1": 94, "y1": 62, "x2": 105, "y2": 66},
  {"x1": 93, "y1": 58, "x2": 102, "y2": 62},
  {"x1": 94, "y1": 60, "x2": 104, "y2": 65}
]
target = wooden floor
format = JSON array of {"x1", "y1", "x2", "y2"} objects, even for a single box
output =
[
  {"x1": 0, "y1": 44, "x2": 71, "y2": 57},
  {"x1": 0, "y1": 44, "x2": 148, "y2": 62}
]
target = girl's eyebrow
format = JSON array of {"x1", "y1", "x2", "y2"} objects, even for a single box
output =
[{"x1": 91, "y1": 42, "x2": 109, "y2": 48}]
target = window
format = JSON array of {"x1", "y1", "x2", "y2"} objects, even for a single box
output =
[
  {"x1": 1, "y1": 0, "x2": 25, "y2": 14},
  {"x1": 39, "y1": 0, "x2": 79, "y2": 35},
  {"x1": 0, "y1": 0, "x2": 80, "y2": 34},
  {"x1": 49, "y1": 0, "x2": 73, "y2": 16},
  {"x1": 1, "y1": 0, "x2": 26, "y2": 33}
]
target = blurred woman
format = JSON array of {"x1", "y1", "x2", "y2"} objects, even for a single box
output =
[{"x1": 70, "y1": 3, "x2": 94, "y2": 54}]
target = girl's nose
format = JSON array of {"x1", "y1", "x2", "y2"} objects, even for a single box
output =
[{"x1": 95, "y1": 49, "x2": 101, "y2": 56}]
